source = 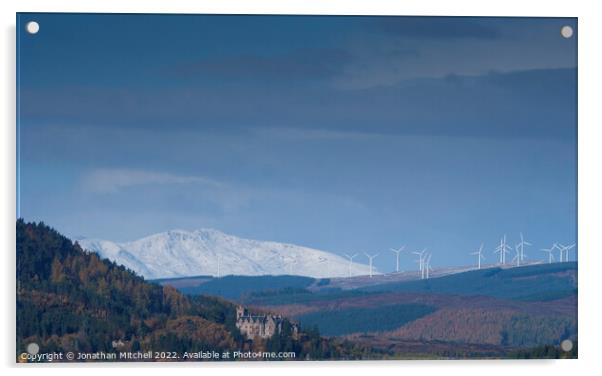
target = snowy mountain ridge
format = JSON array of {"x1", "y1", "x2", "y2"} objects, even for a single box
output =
[{"x1": 78, "y1": 228, "x2": 373, "y2": 279}]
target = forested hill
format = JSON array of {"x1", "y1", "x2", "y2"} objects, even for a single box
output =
[{"x1": 16, "y1": 220, "x2": 362, "y2": 361}]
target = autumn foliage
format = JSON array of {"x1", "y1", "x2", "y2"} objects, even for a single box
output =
[{"x1": 16, "y1": 220, "x2": 364, "y2": 361}]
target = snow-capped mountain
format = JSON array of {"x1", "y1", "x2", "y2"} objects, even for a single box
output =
[{"x1": 78, "y1": 229, "x2": 373, "y2": 279}]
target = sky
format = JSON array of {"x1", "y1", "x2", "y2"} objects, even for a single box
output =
[{"x1": 17, "y1": 14, "x2": 577, "y2": 272}]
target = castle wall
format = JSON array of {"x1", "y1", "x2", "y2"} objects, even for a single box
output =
[{"x1": 235, "y1": 306, "x2": 296, "y2": 340}]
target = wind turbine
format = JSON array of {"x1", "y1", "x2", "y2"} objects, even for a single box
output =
[
  {"x1": 424, "y1": 253, "x2": 433, "y2": 279},
  {"x1": 412, "y1": 249, "x2": 427, "y2": 279},
  {"x1": 551, "y1": 243, "x2": 564, "y2": 262},
  {"x1": 512, "y1": 244, "x2": 521, "y2": 267},
  {"x1": 216, "y1": 254, "x2": 221, "y2": 278},
  {"x1": 343, "y1": 253, "x2": 358, "y2": 278},
  {"x1": 565, "y1": 243, "x2": 576, "y2": 262},
  {"x1": 557, "y1": 243, "x2": 576, "y2": 262},
  {"x1": 516, "y1": 233, "x2": 532, "y2": 262},
  {"x1": 494, "y1": 235, "x2": 512, "y2": 265},
  {"x1": 541, "y1": 245, "x2": 556, "y2": 264},
  {"x1": 390, "y1": 246, "x2": 405, "y2": 273},
  {"x1": 364, "y1": 253, "x2": 379, "y2": 278},
  {"x1": 470, "y1": 243, "x2": 485, "y2": 270}
]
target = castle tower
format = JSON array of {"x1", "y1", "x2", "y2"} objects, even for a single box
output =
[{"x1": 236, "y1": 305, "x2": 245, "y2": 320}]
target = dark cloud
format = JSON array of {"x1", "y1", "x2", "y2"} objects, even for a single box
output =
[
  {"x1": 21, "y1": 67, "x2": 576, "y2": 143},
  {"x1": 339, "y1": 67, "x2": 576, "y2": 140},
  {"x1": 377, "y1": 17, "x2": 501, "y2": 39},
  {"x1": 172, "y1": 48, "x2": 352, "y2": 81}
]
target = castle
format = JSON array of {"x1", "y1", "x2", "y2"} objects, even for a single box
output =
[{"x1": 235, "y1": 306, "x2": 298, "y2": 340}]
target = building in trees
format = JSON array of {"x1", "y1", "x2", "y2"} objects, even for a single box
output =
[{"x1": 235, "y1": 306, "x2": 298, "y2": 340}]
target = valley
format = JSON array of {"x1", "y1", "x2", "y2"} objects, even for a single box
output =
[{"x1": 157, "y1": 262, "x2": 578, "y2": 357}]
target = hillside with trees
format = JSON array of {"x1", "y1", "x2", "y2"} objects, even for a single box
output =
[{"x1": 16, "y1": 220, "x2": 372, "y2": 361}]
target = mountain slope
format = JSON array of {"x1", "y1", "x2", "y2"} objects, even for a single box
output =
[
  {"x1": 17, "y1": 220, "x2": 239, "y2": 357},
  {"x1": 234, "y1": 263, "x2": 577, "y2": 351},
  {"x1": 79, "y1": 229, "x2": 372, "y2": 279},
  {"x1": 16, "y1": 220, "x2": 371, "y2": 361},
  {"x1": 358, "y1": 262, "x2": 577, "y2": 301}
]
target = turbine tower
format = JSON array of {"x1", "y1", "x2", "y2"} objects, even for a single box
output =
[
  {"x1": 494, "y1": 235, "x2": 512, "y2": 265},
  {"x1": 565, "y1": 243, "x2": 576, "y2": 262},
  {"x1": 365, "y1": 253, "x2": 379, "y2": 278},
  {"x1": 470, "y1": 243, "x2": 485, "y2": 270},
  {"x1": 552, "y1": 243, "x2": 564, "y2": 262},
  {"x1": 343, "y1": 253, "x2": 358, "y2": 278},
  {"x1": 412, "y1": 249, "x2": 427, "y2": 279},
  {"x1": 541, "y1": 246, "x2": 556, "y2": 264},
  {"x1": 216, "y1": 254, "x2": 221, "y2": 278},
  {"x1": 390, "y1": 246, "x2": 405, "y2": 273},
  {"x1": 516, "y1": 233, "x2": 532, "y2": 262},
  {"x1": 512, "y1": 244, "x2": 521, "y2": 267},
  {"x1": 557, "y1": 243, "x2": 576, "y2": 262},
  {"x1": 424, "y1": 253, "x2": 433, "y2": 279}
]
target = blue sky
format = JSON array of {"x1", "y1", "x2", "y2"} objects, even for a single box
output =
[{"x1": 17, "y1": 14, "x2": 577, "y2": 271}]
